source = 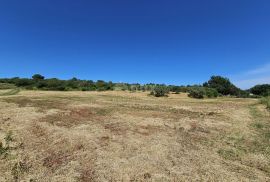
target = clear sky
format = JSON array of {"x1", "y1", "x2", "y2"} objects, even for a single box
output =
[{"x1": 0, "y1": 0, "x2": 270, "y2": 89}]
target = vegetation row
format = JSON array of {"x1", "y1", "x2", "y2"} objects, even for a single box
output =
[{"x1": 0, "y1": 74, "x2": 269, "y2": 99}]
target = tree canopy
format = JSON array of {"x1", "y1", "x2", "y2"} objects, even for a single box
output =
[
  {"x1": 250, "y1": 84, "x2": 270, "y2": 96},
  {"x1": 32, "y1": 74, "x2": 45, "y2": 80},
  {"x1": 203, "y1": 76, "x2": 245, "y2": 96}
]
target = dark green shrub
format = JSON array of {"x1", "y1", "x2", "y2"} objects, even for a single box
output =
[
  {"x1": 188, "y1": 88, "x2": 204, "y2": 99},
  {"x1": 236, "y1": 90, "x2": 250, "y2": 98},
  {"x1": 205, "y1": 88, "x2": 218, "y2": 98},
  {"x1": 36, "y1": 80, "x2": 48, "y2": 89},
  {"x1": 250, "y1": 84, "x2": 270, "y2": 96},
  {"x1": 14, "y1": 79, "x2": 34, "y2": 87},
  {"x1": 150, "y1": 86, "x2": 169, "y2": 97},
  {"x1": 188, "y1": 87, "x2": 218, "y2": 99},
  {"x1": 66, "y1": 78, "x2": 80, "y2": 89},
  {"x1": 45, "y1": 79, "x2": 66, "y2": 91}
]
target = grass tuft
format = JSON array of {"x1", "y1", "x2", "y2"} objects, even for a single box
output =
[{"x1": 0, "y1": 131, "x2": 13, "y2": 158}]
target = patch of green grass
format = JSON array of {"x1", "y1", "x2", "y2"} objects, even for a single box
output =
[
  {"x1": 95, "y1": 108, "x2": 113, "y2": 116},
  {"x1": 219, "y1": 134, "x2": 248, "y2": 160},
  {"x1": 218, "y1": 105, "x2": 270, "y2": 175},
  {"x1": 264, "y1": 132, "x2": 270, "y2": 140},
  {"x1": 0, "y1": 89, "x2": 20, "y2": 96},
  {"x1": 249, "y1": 105, "x2": 261, "y2": 117},
  {"x1": 252, "y1": 123, "x2": 264, "y2": 129},
  {"x1": 249, "y1": 105, "x2": 270, "y2": 156},
  {"x1": 260, "y1": 97, "x2": 270, "y2": 110},
  {"x1": 218, "y1": 148, "x2": 241, "y2": 160}
]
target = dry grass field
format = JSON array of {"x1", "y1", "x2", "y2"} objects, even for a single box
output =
[{"x1": 0, "y1": 90, "x2": 269, "y2": 181}]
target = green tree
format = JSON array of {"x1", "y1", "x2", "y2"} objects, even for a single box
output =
[
  {"x1": 204, "y1": 76, "x2": 241, "y2": 96},
  {"x1": 32, "y1": 74, "x2": 45, "y2": 80},
  {"x1": 250, "y1": 84, "x2": 270, "y2": 96}
]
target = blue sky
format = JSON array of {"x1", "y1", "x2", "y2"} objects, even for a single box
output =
[{"x1": 0, "y1": 0, "x2": 270, "y2": 89}]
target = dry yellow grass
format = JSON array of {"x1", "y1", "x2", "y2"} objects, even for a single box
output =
[{"x1": 0, "y1": 90, "x2": 269, "y2": 181}]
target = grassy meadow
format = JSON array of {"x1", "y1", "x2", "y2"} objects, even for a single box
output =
[{"x1": 0, "y1": 90, "x2": 269, "y2": 181}]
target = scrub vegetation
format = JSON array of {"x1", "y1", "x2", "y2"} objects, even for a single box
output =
[{"x1": 0, "y1": 74, "x2": 261, "y2": 98}]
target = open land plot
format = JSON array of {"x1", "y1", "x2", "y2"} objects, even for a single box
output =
[{"x1": 0, "y1": 91, "x2": 269, "y2": 181}]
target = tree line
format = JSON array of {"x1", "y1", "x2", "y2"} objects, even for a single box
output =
[{"x1": 0, "y1": 74, "x2": 269, "y2": 98}]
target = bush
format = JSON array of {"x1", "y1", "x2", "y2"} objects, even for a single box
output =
[
  {"x1": 188, "y1": 88, "x2": 204, "y2": 99},
  {"x1": 260, "y1": 97, "x2": 270, "y2": 110},
  {"x1": 236, "y1": 90, "x2": 250, "y2": 98},
  {"x1": 14, "y1": 79, "x2": 34, "y2": 87},
  {"x1": 150, "y1": 86, "x2": 169, "y2": 97},
  {"x1": 205, "y1": 88, "x2": 218, "y2": 98},
  {"x1": 188, "y1": 87, "x2": 218, "y2": 99},
  {"x1": 45, "y1": 78, "x2": 66, "y2": 91}
]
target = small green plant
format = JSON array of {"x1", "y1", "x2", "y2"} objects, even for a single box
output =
[
  {"x1": 5, "y1": 131, "x2": 13, "y2": 146},
  {"x1": 0, "y1": 142, "x2": 8, "y2": 156},
  {"x1": 0, "y1": 131, "x2": 13, "y2": 158}
]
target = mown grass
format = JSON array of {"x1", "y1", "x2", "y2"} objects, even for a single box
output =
[
  {"x1": 1, "y1": 91, "x2": 269, "y2": 180},
  {"x1": 247, "y1": 106, "x2": 270, "y2": 157},
  {"x1": 218, "y1": 148, "x2": 242, "y2": 160},
  {"x1": 0, "y1": 89, "x2": 20, "y2": 96},
  {"x1": 218, "y1": 104, "x2": 270, "y2": 174}
]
